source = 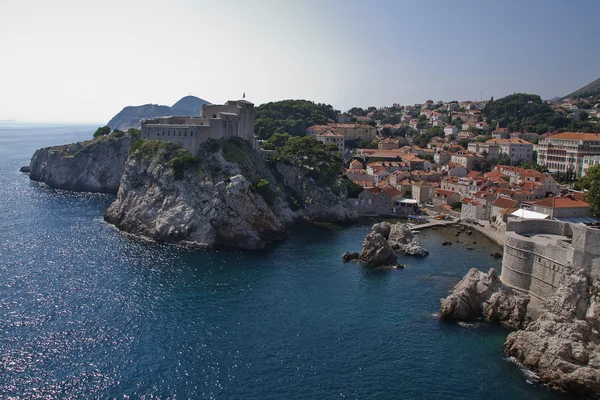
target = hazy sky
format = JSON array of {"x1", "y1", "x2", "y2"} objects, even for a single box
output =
[{"x1": 1, "y1": 0, "x2": 599, "y2": 123}]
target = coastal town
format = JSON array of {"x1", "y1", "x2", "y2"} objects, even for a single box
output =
[{"x1": 301, "y1": 96, "x2": 600, "y2": 229}]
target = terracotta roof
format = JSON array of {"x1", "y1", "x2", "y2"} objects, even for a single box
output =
[
  {"x1": 493, "y1": 197, "x2": 518, "y2": 209},
  {"x1": 435, "y1": 189, "x2": 457, "y2": 196},
  {"x1": 520, "y1": 181, "x2": 541, "y2": 190},
  {"x1": 546, "y1": 132, "x2": 600, "y2": 141},
  {"x1": 412, "y1": 180, "x2": 431, "y2": 187},
  {"x1": 529, "y1": 196, "x2": 590, "y2": 209},
  {"x1": 384, "y1": 188, "x2": 402, "y2": 197}
]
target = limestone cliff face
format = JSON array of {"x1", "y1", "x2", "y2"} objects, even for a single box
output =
[
  {"x1": 274, "y1": 162, "x2": 358, "y2": 223},
  {"x1": 29, "y1": 135, "x2": 134, "y2": 194},
  {"x1": 504, "y1": 270, "x2": 600, "y2": 397},
  {"x1": 439, "y1": 268, "x2": 529, "y2": 329},
  {"x1": 104, "y1": 138, "x2": 356, "y2": 249}
]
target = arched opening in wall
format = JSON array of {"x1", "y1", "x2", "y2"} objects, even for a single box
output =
[{"x1": 212, "y1": 114, "x2": 217, "y2": 118}]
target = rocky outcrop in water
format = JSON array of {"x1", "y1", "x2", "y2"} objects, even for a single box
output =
[
  {"x1": 359, "y1": 231, "x2": 397, "y2": 267},
  {"x1": 388, "y1": 223, "x2": 429, "y2": 257},
  {"x1": 29, "y1": 134, "x2": 134, "y2": 194},
  {"x1": 104, "y1": 138, "x2": 356, "y2": 249},
  {"x1": 439, "y1": 268, "x2": 529, "y2": 329},
  {"x1": 504, "y1": 270, "x2": 600, "y2": 397},
  {"x1": 353, "y1": 222, "x2": 428, "y2": 268}
]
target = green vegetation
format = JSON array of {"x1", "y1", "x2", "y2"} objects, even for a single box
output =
[
  {"x1": 221, "y1": 137, "x2": 253, "y2": 167},
  {"x1": 94, "y1": 126, "x2": 140, "y2": 140},
  {"x1": 267, "y1": 135, "x2": 343, "y2": 188},
  {"x1": 412, "y1": 126, "x2": 444, "y2": 148},
  {"x1": 254, "y1": 99, "x2": 339, "y2": 140},
  {"x1": 93, "y1": 126, "x2": 111, "y2": 138},
  {"x1": 483, "y1": 93, "x2": 599, "y2": 133},
  {"x1": 262, "y1": 132, "x2": 292, "y2": 150},
  {"x1": 450, "y1": 201, "x2": 462, "y2": 212},
  {"x1": 170, "y1": 154, "x2": 197, "y2": 180},
  {"x1": 287, "y1": 195, "x2": 301, "y2": 211},
  {"x1": 128, "y1": 140, "x2": 197, "y2": 180},
  {"x1": 126, "y1": 128, "x2": 141, "y2": 140},
  {"x1": 577, "y1": 164, "x2": 600, "y2": 217},
  {"x1": 341, "y1": 175, "x2": 364, "y2": 198},
  {"x1": 253, "y1": 179, "x2": 276, "y2": 205},
  {"x1": 565, "y1": 77, "x2": 600, "y2": 99}
]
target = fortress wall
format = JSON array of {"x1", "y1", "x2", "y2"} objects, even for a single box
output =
[
  {"x1": 527, "y1": 242, "x2": 571, "y2": 314},
  {"x1": 506, "y1": 219, "x2": 572, "y2": 236},
  {"x1": 201, "y1": 104, "x2": 240, "y2": 118},
  {"x1": 142, "y1": 125, "x2": 197, "y2": 154},
  {"x1": 501, "y1": 233, "x2": 535, "y2": 296}
]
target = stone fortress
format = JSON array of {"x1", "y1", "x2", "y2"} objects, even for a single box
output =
[
  {"x1": 140, "y1": 100, "x2": 256, "y2": 155},
  {"x1": 501, "y1": 218, "x2": 600, "y2": 315}
]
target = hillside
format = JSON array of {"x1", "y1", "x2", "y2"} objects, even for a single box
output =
[
  {"x1": 107, "y1": 95, "x2": 210, "y2": 131},
  {"x1": 565, "y1": 77, "x2": 600, "y2": 99},
  {"x1": 254, "y1": 99, "x2": 339, "y2": 140}
]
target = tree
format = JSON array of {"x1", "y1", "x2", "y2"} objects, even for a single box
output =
[
  {"x1": 254, "y1": 100, "x2": 338, "y2": 140},
  {"x1": 93, "y1": 126, "x2": 111, "y2": 138},
  {"x1": 458, "y1": 138, "x2": 470, "y2": 148},
  {"x1": 577, "y1": 164, "x2": 600, "y2": 217},
  {"x1": 263, "y1": 132, "x2": 292, "y2": 150}
]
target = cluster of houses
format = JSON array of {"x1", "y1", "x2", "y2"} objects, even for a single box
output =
[{"x1": 301, "y1": 98, "x2": 599, "y2": 222}]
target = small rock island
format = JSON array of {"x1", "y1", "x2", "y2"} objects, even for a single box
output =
[{"x1": 344, "y1": 221, "x2": 429, "y2": 268}]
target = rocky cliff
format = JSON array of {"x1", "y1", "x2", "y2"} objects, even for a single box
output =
[
  {"x1": 29, "y1": 134, "x2": 134, "y2": 194},
  {"x1": 274, "y1": 162, "x2": 357, "y2": 223},
  {"x1": 504, "y1": 269, "x2": 600, "y2": 397},
  {"x1": 441, "y1": 266, "x2": 600, "y2": 398},
  {"x1": 104, "y1": 138, "x2": 357, "y2": 249},
  {"x1": 439, "y1": 268, "x2": 529, "y2": 329}
]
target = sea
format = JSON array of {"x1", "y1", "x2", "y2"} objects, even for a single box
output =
[{"x1": 0, "y1": 123, "x2": 572, "y2": 399}]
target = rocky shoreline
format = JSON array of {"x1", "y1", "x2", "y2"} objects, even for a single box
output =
[
  {"x1": 27, "y1": 136, "x2": 357, "y2": 250},
  {"x1": 441, "y1": 267, "x2": 600, "y2": 398}
]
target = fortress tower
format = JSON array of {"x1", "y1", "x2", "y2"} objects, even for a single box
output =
[
  {"x1": 500, "y1": 219, "x2": 600, "y2": 315},
  {"x1": 140, "y1": 100, "x2": 256, "y2": 155}
]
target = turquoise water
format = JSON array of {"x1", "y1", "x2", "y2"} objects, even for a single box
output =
[{"x1": 0, "y1": 124, "x2": 569, "y2": 399}]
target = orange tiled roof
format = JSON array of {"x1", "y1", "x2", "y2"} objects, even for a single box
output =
[
  {"x1": 530, "y1": 195, "x2": 590, "y2": 209},
  {"x1": 493, "y1": 197, "x2": 518, "y2": 209},
  {"x1": 546, "y1": 132, "x2": 600, "y2": 141}
]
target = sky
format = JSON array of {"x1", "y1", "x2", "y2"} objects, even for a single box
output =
[{"x1": 1, "y1": 0, "x2": 599, "y2": 123}]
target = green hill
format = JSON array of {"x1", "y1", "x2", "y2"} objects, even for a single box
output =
[
  {"x1": 565, "y1": 77, "x2": 600, "y2": 99},
  {"x1": 254, "y1": 99, "x2": 339, "y2": 140}
]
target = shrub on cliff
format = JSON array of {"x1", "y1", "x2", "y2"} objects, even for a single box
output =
[
  {"x1": 253, "y1": 179, "x2": 276, "y2": 205},
  {"x1": 170, "y1": 154, "x2": 197, "y2": 180},
  {"x1": 93, "y1": 126, "x2": 111, "y2": 138}
]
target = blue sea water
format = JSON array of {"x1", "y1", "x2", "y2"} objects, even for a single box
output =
[{"x1": 0, "y1": 123, "x2": 571, "y2": 399}]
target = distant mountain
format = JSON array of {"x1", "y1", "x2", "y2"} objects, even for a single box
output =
[
  {"x1": 107, "y1": 96, "x2": 210, "y2": 131},
  {"x1": 564, "y1": 77, "x2": 600, "y2": 99}
]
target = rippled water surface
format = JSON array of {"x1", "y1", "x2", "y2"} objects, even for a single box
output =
[{"x1": 0, "y1": 124, "x2": 571, "y2": 399}]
